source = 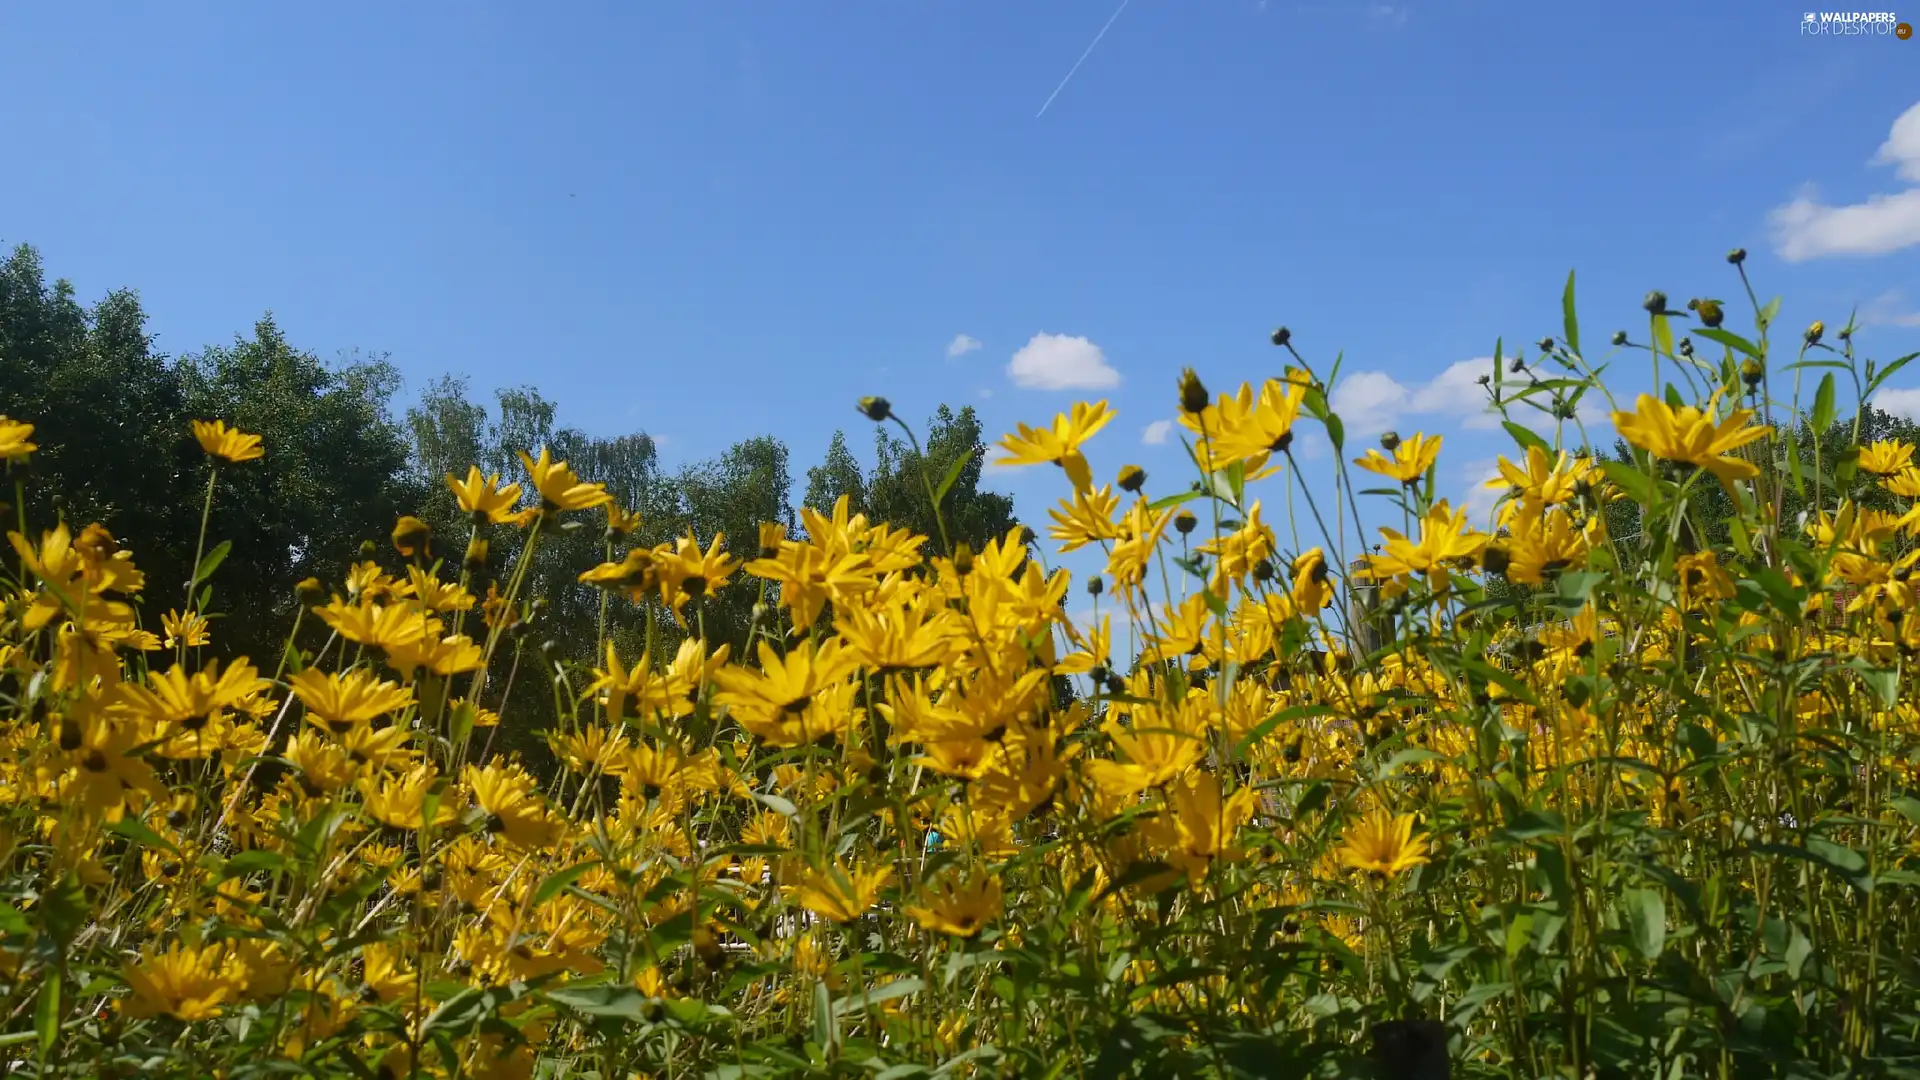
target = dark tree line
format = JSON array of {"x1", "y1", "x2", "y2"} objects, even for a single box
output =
[{"x1": 0, "y1": 242, "x2": 1019, "y2": 759}]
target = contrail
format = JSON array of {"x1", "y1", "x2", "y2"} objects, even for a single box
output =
[{"x1": 1035, "y1": 0, "x2": 1132, "y2": 119}]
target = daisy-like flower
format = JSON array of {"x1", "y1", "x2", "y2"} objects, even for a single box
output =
[
  {"x1": 1337, "y1": 809, "x2": 1430, "y2": 878},
  {"x1": 995, "y1": 401, "x2": 1115, "y2": 494},
  {"x1": 1612, "y1": 393, "x2": 1769, "y2": 490},
  {"x1": 0, "y1": 415, "x2": 37, "y2": 462},
  {"x1": 1354, "y1": 432, "x2": 1443, "y2": 486},
  {"x1": 518, "y1": 447, "x2": 613, "y2": 514},
  {"x1": 191, "y1": 419, "x2": 264, "y2": 464},
  {"x1": 447, "y1": 466, "x2": 525, "y2": 524}
]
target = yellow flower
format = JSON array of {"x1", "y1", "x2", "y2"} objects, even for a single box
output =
[
  {"x1": 792, "y1": 857, "x2": 893, "y2": 922},
  {"x1": 121, "y1": 943, "x2": 238, "y2": 1021},
  {"x1": 518, "y1": 447, "x2": 613, "y2": 513},
  {"x1": 287, "y1": 667, "x2": 415, "y2": 730},
  {"x1": 1354, "y1": 432, "x2": 1443, "y2": 485},
  {"x1": 995, "y1": 401, "x2": 1115, "y2": 494},
  {"x1": 1612, "y1": 393, "x2": 1769, "y2": 489},
  {"x1": 190, "y1": 419, "x2": 264, "y2": 464},
  {"x1": 161, "y1": 608, "x2": 211, "y2": 649},
  {"x1": 1337, "y1": 810, "x2": 1430, "y2": 877},
  {"x1": 905, "y1": 873, "x2": 1004, "y2": 937},
  {"x1": 1291, "y1": 547, "x2": 1335, "y2": 612},
  {"x1": 0, "y1": 415, "x2": 37, "y2": 462},
  {"x1": 447, "y1": 466, "x2": 525, "y2": 523}
]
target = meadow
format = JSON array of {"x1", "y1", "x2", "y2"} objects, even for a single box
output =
[{"x1": 4, "y1": 253, "x2": 1920, "y2": 1079}]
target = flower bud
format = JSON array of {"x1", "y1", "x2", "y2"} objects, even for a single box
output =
[
  {"x1": 1086, "y1": 574, "x2": 1104, "y2": 596},
  {"x1": 1611, "y1": 331, "x2": 1628, "y2": 347},
  {"x1": 857, "y1": 396, "x2": 894, "y2": 423},
  {"x1": 1270, "y1": 326, "x2": 1292, "y2": 347},
  {"x1": 1727, "y1": 248, "x2": 1747, "y2": 265},
  {"x1": 952, "y1": 542, "x2": 974, "y2": 577},
  {"x1": 1643, "y1": 291, "x2": 1669, "y2": 315},
  {"x1": 1537, "y1": 337, "x2": 1554, "y2": 352},
  {"x1": 1178, "y1": 369, "x2": 1210, "y2": 415},
  {"x1": 1379, "y1": 431, "x2": 1401, "y2": 451},
  {"x1": 1805, "y1": 321, "x2": 1824, "y2": 346},
  {"x1": 295, "y1": 577, "x2": 326, "y2": 606},
  {"x1": 1740, "y1": 358, "x2": 1764, "y2": 389},
  {"x1": 463, "y1": 537, "x2": 490, "y2": 572},
  {"x1": 1117, "y1": 464, "x2": 1146, "y2": 493},
  {"x1": 1174, "y1": 510, "x2": 1198, "y2": 536},
  {"x1": 392, "y1": 515, "x2": 434, "y2": 559}
]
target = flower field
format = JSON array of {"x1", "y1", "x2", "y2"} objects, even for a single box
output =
[{"x1": 6, "y1": 258, "x2": 1920, "y2": 1078}]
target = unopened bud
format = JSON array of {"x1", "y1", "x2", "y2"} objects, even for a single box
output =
[
  {"x1": 1086, "y1": 574, "x2": 1104, "y2": 596},
  {"x1": 1611, "y1": 331, "x2": 1628, "y2": 347},
  {"x1": 295, "y1": 577, "x2": 326, "y2": 605},
  {"x1": 1805, "y1": 321, "x2": 1825, "y2": 346},
  {"x1": 1727, "y1": 248, "x2": 1747, "y2": 266},
  {"x1": 952, "y1": 542, "x2": 974, "y2": 577},
  {"x1": 1174, "y1": 510, "x2": 1198, "y2": 536},
  {"x1": 1379, "y1": 431, "x2": 1401, "y2": 451},
  {"x1": 857, "y1": 396, "x2": 894, "y2": 423},
  {"x1": 1643, "y1": 291, "x2": 1669, "y2": 315},
  {"x1": 1178, "y1": 369, "x2": 1210, "y2": 415},
  {"x1": 1117, "y1": 464, "x2": 1146, "y2": 493},
  {"x1": 1269, "y1": 327, "x2": 1292, "y2": 347}
]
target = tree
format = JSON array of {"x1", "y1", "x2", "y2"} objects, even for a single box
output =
[
  {"x1": 177, "y1": 321, "x2": 420, "y2": 656},
  {"x1": 803, "y1": 430, "x2": 868, "y2": 520},
  {"x1": 0, "y1": 244, "x2": 418, "y2": 666},
  {"x1": 861, "y1": 405, "x2": 1018, "y2": 556}
]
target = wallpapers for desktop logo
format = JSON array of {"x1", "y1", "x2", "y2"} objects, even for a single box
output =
[{"x1": 1801, "y1": 10, "x2": 1909, "y2": 35}]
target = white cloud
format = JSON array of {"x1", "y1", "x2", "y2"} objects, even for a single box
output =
[
  {"x1": 1458, "y1": 457, "x2": 1506, "y2": 527},
  {"x1": 1007, "y1": 332, "x2": 1121, "y2": 391},
  {"x1": 1864, "y1": 289, "x2": 1920, "y2": 328},
  {"x1": 1875, "y1": 101, "x2": 1920, "y2": 182},
  {"x1": 1142, "y1": 419, "x2": 1174, "y2": 445},
  {"x1": 979, "y1": 387, "x2": 995, "y2": 400},
  {"x1": 1876, "y1": 387, "x2": 1920, "y2": 421},
  {"x1": 1327, "y1": 358, "x2": 1500, "y2": 440},
  {"x1": 1770, "y1": 188, "x2": 1920, "y2": 261},
  {"x1": 946, "y1": 333, "x2": 982, "y2": 359},
  {"x1": 1770, "y1": 101, "x2": 1920, "y2": 261}
]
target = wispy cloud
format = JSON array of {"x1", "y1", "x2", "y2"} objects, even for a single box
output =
[
  {"x1": 1863, "y1": 289, "x2": 1920, "y2": 328},
  {"x1": 1141, "y1": 419, "x2": 1174, "y2": 445},
  {"x1": 946, "y1": 333, "x2": 983, "y2": 359}
]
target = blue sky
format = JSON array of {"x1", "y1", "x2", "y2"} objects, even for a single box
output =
[{"x1": 5, "y1": 1, "x2": 1920, "y2": 618}]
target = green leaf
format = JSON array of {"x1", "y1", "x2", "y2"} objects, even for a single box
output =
[
  {"x1": 1561, "y1": 270, "x2": 1580, "y2": 356},
  {"x1": 1866, "y1": 352, "x2": 1918, "y2": 400},
  {"x1": 1599, "y1": 460, "x2": 1655, "y2": 505},
  {"x1": 831, "y1": 977, "x2": 924, "y2": 1019},
  {"x1": 1785, "y1": 925, "x2": 1813, "y2": 980},
  {"x1": 219, "y1": 850, "x2": 286, "y2": 879},
  {"x1": 40, "y1": 877, "x2": 87, "y2": 945},
  {"x1": 547, "y1": 984, "x2": 653, "y2": 1020},
  {"x1": 754, "y1": 792, "x2": 799, "y2": 819},
  {"x1": 1759, "y1": 295, "x2": 1781, "y2": 331},
  {"x1": 1621, "y1": 887, "x2": 1666, "y2": 961},
  {"x1": 1811, "y1": 372, "x2": 1837, "y2": 435},
  {"x1": 1553, "y1": 571, "x2": 1606, "y2": 608},
  {"x1": 1651, "y1": 313, "x2": 1675, "y2": 361},
  {"x1": 532, "y1": 860, "x2": 598, "y2": 908},
  {"x1": 1147, "y1": 490, "x2": 1202, "y2": 513},
  {"x1": 1503, "y1": 421, "x2": 1551, "y2": 457},
  {"x1": 812, "y1": 977, "x2": 837, "y2": 1051},
  {"x1": 933, "y1": 448, "x2": 977, "y2": 507},
  {"x1": 1201, "y1": 589, "x2": 1228, "y2": 619},
  {"x1": 0, "y1": 901, "x2": 29, "y2": 938},
  {"x1": 1324, "y1": 412, "x2": 1345, "y2": 454},
  {"x1": 193, "y1": 540, "x2": 233, "y2": 585},
  {"x1": 1890, "y1": 795, "x2": 1920, "y2": 828},
  {"x1": 1231, "y1": 703, "x2": 1334, "y2": 759},
  {"x1": 109, "y1": 815, "x2": 180, "y2": 855},
  {"x1": 35, "y1": 971, "x2": 59, "y2": 1060},
  {"x1": 1694, "y1": 327, "x2": 1763, "y2": 359}
]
